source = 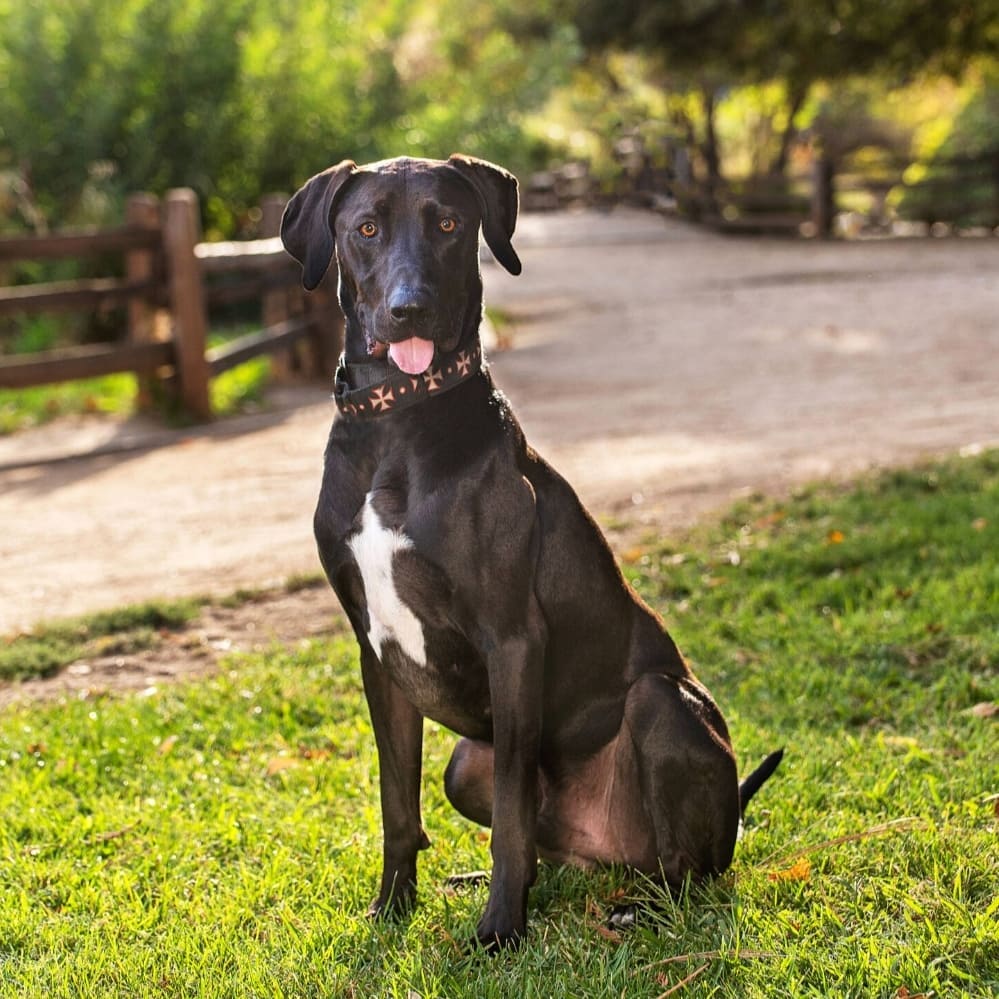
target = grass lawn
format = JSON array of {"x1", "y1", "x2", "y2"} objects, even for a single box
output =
[{"x1": 0, "y1": 451, "x2": 996, "y2": 997}]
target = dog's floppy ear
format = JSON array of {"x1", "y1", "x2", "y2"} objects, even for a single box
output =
[
  {"x1": 280, "y1": 160, "x2": 358, "y2": 291},
  {"x1": 447, "y1": 154, "x2": 522, "y2": 276}
]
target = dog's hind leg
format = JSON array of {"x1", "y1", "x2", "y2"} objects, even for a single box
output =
[
  {"x1": 444, "y1": 738, "x2": 495, "y2": 827},
  {"x1": 623, "y1": 672, "x2": 741, "y2": 884}
]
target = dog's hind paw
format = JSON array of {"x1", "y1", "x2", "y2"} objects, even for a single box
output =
[
  {"x1": 445, "y1": 870, "x2": 490, "y2": 889},
  {"x1": 607, "y1": 903, "x2": 640, "y2": 931}
]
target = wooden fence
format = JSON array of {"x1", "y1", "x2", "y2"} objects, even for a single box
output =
[
  {"x1": 0, "y1": 190, "x2": 341, "y2": 419},
  {"x1": 525, "y1": 149, "x2": 999, "y2": 239}
]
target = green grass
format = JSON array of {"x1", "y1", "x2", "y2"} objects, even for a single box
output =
[
  {"x1": 0, "y1": 374, "x2": 138, "y2": 434},
  {"x1": 0, "y1": 451, "x2": 996, "y2": 997}
]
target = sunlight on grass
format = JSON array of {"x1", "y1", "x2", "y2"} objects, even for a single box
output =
[
  {"x1": 0, "y1": 451, "x2": 995, "y2": 997},
  {"x1": 0, "y1": 374, "x2": 137, "y2": 434}
]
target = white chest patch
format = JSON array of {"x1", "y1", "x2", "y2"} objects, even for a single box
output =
[{"x1": 348, "y1": 498, "x2": 427, "y2": 667}]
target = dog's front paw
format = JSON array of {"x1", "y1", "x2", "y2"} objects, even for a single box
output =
[
  {"x1": 473, "y1": 921, "x2": 524, "y2": 953},
  {"x1": 366, "y1": 882, "x2": 417, "y2": 921},
  {"x1": 472, "y1": 904, "x2": 526, "y2": 952}
]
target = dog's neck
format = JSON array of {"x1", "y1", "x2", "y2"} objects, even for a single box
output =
[{"x1": 333, "y1": 335, "x2": 484, "y2": 419}]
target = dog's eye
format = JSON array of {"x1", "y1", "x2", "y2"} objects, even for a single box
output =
[
  {"x1": 439, "y1": 217, "x2": 457, "y2": 234},
  {"x1": 358, "y1": 221, "x2": 378, "y2": 238}
]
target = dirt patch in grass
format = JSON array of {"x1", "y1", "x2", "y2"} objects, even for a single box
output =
[{"x1": 0, "y1": 582, "x2": 345, "y2": 708}]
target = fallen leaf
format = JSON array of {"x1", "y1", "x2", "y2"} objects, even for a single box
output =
[
  {"x1": 157, "y1": 735, "x2": 179, "y2": 756},
  {"x1": 894, "y1": 987, "x2": 929, "y2": 999},
  {"x1": 827, "y1": 529, "x2": 845, "y2": 545},
  {"x1": 768, "y1": 858, "x2": 811, "y2": 882},
  {"x1": 621, "y1": 547, "x2": 647, "y2": 565},
  {"x1": 968, "y1": 702, "x2": 997, "y2": 719},
  {"x1": 266, "y1": 757, "x2": 297, "y2": 776},
  {"x1": 595, "y1": 925, "x2": 620, "y2": 942},
  {"x1": 971, "y1": 517, "x2": 987, "y2": 531},
  {"x1": 754, "y1": 510, "x2": 786, "y2": 529}
]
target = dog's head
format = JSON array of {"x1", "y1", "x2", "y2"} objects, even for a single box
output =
[{"x1": 281, "y1": 155, "x2": 521, "y2": 373}]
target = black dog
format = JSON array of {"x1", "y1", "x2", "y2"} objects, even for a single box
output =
[{"x1": 281, "y1": 154, "x2": 782, "y2": 949}]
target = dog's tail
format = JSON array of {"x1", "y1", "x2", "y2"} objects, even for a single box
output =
[{"x1": 739, "y1": 748, "x2": 784, "y2": 817}]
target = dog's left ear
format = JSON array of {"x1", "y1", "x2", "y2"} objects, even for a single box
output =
[
  {"x1": 447, "y1": 154, "x2": 522, "y2": 276},
  {"x1": 281, "y1": 160, "x2": 359, "y2": 291}
]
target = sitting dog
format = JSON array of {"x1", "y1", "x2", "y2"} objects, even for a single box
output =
[{"x1": 280, "y1": 154, "x2": 782, "y2": 949}]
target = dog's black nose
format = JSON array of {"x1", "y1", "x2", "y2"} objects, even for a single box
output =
[{"x1": 389, "y1": 286, "x2": 431, "y2": 325}]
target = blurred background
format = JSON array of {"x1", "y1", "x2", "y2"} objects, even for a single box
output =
[{"x1": 1, "y1": 0, "x2": 996, "y2": 240}]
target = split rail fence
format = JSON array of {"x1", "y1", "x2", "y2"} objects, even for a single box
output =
[{"x1": 0, "y1": 190, "x2": 341, "y2": 419}]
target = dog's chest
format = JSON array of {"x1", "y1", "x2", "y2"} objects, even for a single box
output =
[
  {"x1": 343, "y1": 491, "x2": 492, "y2": 735},
  {"x1": 347, "y1": 497, "x2": 428, "y2": 667}
]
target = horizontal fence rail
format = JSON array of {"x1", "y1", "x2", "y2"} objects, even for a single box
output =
[
  {"x1": 0, "y1": 225, "x2": 160, "y2": 262},
  {"x1": 0, "y1": 190, "x2": 343, "y2": 418},
  {"x1": 0, "y1": 341, "x2": 175, "y2": 389},
  {"x1": 0, "y1": 277, "x2": 159, "y2": 317}
]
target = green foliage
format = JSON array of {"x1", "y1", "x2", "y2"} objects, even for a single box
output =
[
  {"x1": 0, "y1": 0, "x2": 579, "y2": 237},
  {"x1": 0, "y1": 451, "x2": 996, "y2": 995},
  {"x1": 893, "y1": 63, "x2": 999, "y2": 227}
]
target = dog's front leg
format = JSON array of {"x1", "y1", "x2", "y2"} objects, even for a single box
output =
[
  {"x1": 475, "y1": 619, "x2": 545, "y2": 949},
  {"x1": 359, "y1": 647, "x2": 430, "y2": 918}
]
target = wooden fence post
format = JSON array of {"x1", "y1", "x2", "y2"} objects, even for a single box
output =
[
  {"x1": 305, "y1": 278, "x2": 345, "y2": 377},
  {"x1": 125, "y1": 193, "x2": 164, "y2": 410},
  {"x1": 259, "y1": 193, "x2": 294, "y2": 379},
  {"x1": 164, "y1": 188, "x2": 212, "y2": 419},
  {"x1": 811, "y1": 154, "x2": 835, "y2": 238}
]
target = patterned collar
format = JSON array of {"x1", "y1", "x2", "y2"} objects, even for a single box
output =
[{"x1": 333, "y1": 343, "x2": 483, "y2": 419}]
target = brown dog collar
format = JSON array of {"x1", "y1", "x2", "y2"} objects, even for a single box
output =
[{"x1": 333, "y1": 344, "x2": 483, "y2": 418}]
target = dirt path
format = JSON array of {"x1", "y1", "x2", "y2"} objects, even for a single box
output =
[{"x1": 2, "y1": 211, "x2": 998, "y2": 647}]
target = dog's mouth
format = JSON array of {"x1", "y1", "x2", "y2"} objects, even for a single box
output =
[
  {"x1": 388, "y1": 336, "x2": 435, "y2": 375},
  {"x1": 365, "y1": 334, "x2": 389, "y2": 361},
  {"x1": 365, "y1": 332, "x2": 435, "y2": 375}
]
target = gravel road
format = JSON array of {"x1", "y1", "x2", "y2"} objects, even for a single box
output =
[{"x1": 2, "y1": 210, "x2": 997, "y2": 635}]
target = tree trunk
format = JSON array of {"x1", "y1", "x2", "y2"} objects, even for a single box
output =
[
  {"x1": 701, "y1": 87, "x2": 722, "y2": 212},
  {"x1": 771, "y1": 84, "x2": 809, "y2": 176}
]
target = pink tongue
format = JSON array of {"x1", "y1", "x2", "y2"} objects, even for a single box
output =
[{"x1": 388, "y1": 337, "x2": 435, "y2": 375}]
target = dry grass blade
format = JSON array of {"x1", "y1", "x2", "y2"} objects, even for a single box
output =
[
  {"x1": 655, "y1": 962, "x2": 710, "y2": 997},
  {"x1": 762, "y1": 816, "x2": 928, "y2": 866},
  {"x1": 637, "y1": 949, "x2": 778, "y2": 974}
]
